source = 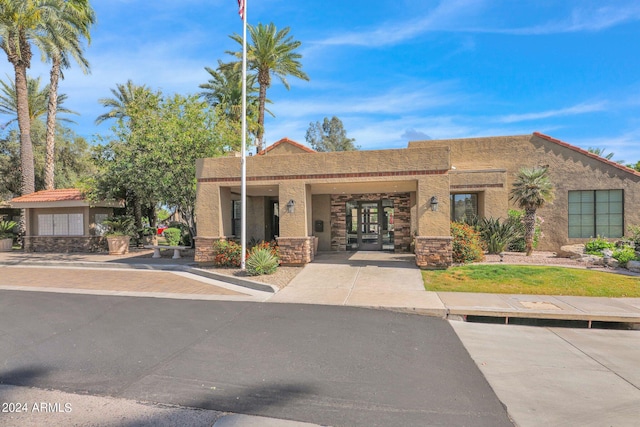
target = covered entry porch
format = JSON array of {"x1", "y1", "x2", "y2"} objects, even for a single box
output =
[{"x1": 194, "y1": 140, "x2": 454, "y2": 268}]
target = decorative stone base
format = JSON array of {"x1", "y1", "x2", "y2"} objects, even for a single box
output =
[
  {"x1": 24, "y1": 236, "x2": 106, "y2": 253},
  {"x1": 276, "y1": 236, "x2": 314, "y2": 265},
  {"x1": 415, "y1": 236, "x2": 452, "y2": 269},
  {"x1": 195, "y1": 236, "x2": 226, "y2": 263}
]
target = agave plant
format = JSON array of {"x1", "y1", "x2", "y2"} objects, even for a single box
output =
[
  {"x1": 464, "y1": 216, "x2": 523, "y2": 254},
  {"x1": 0, "y1": 220, "x2": 17, "y2": 239}
]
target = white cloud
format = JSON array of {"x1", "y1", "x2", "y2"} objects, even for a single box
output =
[{"x1": 497, "y1": 102, "x2": 607, "y2": 124}]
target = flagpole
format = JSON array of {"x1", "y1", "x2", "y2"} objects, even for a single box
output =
[{"x1": 240, "y1": 0, "x2": 247, "y2": 270}]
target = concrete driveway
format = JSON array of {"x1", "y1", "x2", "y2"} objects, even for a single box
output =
[{"x1": 269, "y1": 251, "x2": 446, "y2": 316}]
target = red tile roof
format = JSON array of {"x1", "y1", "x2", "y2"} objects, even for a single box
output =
[
  {"x1": 11, "y1": 188, "x2": 86, "y2": 203},
  {"x1": 257, "y1": 137, "x2": 316, "y2": 155},
  {"x1": 533, "y1": 132, "x2": 640, "y2": 178}
]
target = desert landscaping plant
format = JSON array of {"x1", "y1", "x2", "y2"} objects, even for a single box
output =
[
  {"x1": 246, "y1": 247, "x2": 279, "y2": 276},
  {"x1": 584, "y1": 236, "x2": 616, "y2": 255}
]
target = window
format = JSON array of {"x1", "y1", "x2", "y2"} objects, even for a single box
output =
[
  {"x1": 37, "y1": 213, "x2": 84, "y2": 236},
  {"x1": 568, "y1": 190, "x2": 623, "y2": 238},
  {"x1": 450, "y1": 194, "x2": 478, "y2": 222},
  {"x1": 232, "y1": 200, "x2": 241, "y2": 237}
]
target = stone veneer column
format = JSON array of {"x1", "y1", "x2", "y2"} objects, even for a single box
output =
[
  {"x1": 276, "y1": 236, "x2": 314, "y2": 265},
  {"x1": 195, "y1": 236, "x2": 226, "y2": 263},
  {"x1": 415, "y1": 236, "x2": 452, "y2": 269}
]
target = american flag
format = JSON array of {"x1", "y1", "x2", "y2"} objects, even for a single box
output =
[{"x1": 237, "y1": 0, "x2": 244, "y2": 19}]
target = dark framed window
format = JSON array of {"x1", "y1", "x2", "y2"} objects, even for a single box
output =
[
  {"x1": 232, "y1": 200, "x2": 241, "y2": 237},
  {"x1": 568, "y1": 190, "x2": 623, "y2": 238},
  {"x1": 450, "y1": 193, "x2": 478, "y2": 222}
]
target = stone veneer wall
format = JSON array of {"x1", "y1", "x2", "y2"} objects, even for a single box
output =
[
  {"x1": 24, "y1": 236, "x2": 106, "y2": 253},
  {"x1": 277, "y1": 237, "x2": 314, "y2": 265},
  {"x1": 195, "y1": 236, "x2": 225, "y2": 263},
  {"x1": 415, "y1": 236, "x2": 452, "y2": 269},
  {"x1": 330, "y1": 193, "x2": 411, "y2": 252}
]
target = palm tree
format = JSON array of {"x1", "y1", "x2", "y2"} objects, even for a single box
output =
[
  {"x1": 509, "y1": 166, "x2": 554, "y2": 256},
  {"x1": 0, "y1": 74, "x2": 77, "y2": 126},
  {"x1": 0, "y1": 0, "x2": 64, "y2": 195},
  {"x1": 199, "y1": 60, "x2": 270, "y2": 140},
  {"x1": 228, "y1": 22, "x2": 309, "y2": 152},
  {"x1": 43, "y1": 0, "x2": 95, "y2": 190},
  {"x1": 95, "y1": 80, "x2": 153, "y2": 125}
]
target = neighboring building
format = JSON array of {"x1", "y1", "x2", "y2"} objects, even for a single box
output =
[
  {"x1": 194, "y1": 133, "x2": 640, "y2": 268},
  {"x1": 10, "y1": 189, "x2": 122, "y2": 253}
]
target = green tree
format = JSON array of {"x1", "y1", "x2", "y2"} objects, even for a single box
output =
[
  {"x1": 305, "y1": 116, "x2": 359, "y2": 152},
  {"x1": 43, "y1": 0, "x2": 95, "y2": 190},
  {"x1": 90, "y1": 91, "x2": 239, "y2": 242},
  {"x1": 228, "y1": 22, "x2": 309, "y2": 152},
  {"x1": 0, "y1": 74, "x2": 77, "y2": 126},
  {"x1": 509, "y1": 166, "x2": 554, "y2": 256},
  {"x1": 1, "y1": 120, "x2": 94, "y2": 198}
]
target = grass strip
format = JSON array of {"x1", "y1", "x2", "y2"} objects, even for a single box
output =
[{"x1": 422, "y1": 265, "x2": 640, "y2": 297}]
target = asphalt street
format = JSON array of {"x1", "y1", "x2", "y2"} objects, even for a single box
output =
[{"x1": 0, "y1": 290, "x2": 513, "y2": 427}]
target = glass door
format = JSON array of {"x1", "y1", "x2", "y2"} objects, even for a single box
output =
[{"x1": 358, "y1": 201, "x2": 381, "y2": 250}]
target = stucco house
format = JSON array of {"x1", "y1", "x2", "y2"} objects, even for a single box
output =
[
  {"x1": 194, "y1": 133, "x2": 640, "y2": 268},
  {"x1": 10, "y1": 188, "x2": 122, "y2": 252}
]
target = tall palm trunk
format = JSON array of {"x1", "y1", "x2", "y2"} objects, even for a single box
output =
[
  {"x1": 14, "y1": 63, "x2": 35, "y2": 195},
  {"x1": 256, "y1": 69, "x2": 270, "y2": 153},
  {"x1": 44, "y1": 55, "x2": 61, "y2": 190},
  {"x1": 523, "y1": 207, "x2": 537, "y2": 256}
]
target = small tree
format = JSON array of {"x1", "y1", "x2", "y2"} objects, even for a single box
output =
[
  {"x1": 305, "y1": 116, "x2": 359, "y2": 152},
  {"x1": 509, "y1": 166, "x2": 554, "y2": 256}
]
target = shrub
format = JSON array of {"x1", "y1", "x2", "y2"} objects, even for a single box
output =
[
  {"x1": 451, "y1": 222, "x2": 484, "y2": 264},
  {"x1": 625, "y1": 225, "x2": 640, "y2": 247},
  {"x1": 212, "y1": 240, "x2": 242, "y2": 267},
  {"x1": 246, "y1": 247, "x2": 279, "y2": 276},
  {"x1": 163, "y1": 228, "x2": 182, "y2": 246},
  {"x1": 613, "y1": 246, "x2": 637, "y2": 268},
  {"x1": 585, "y1": 236, "x2": 615, "y2": 255},
  {"x1": 168, "y1": 221, "x2": 192, "y2": 246}
]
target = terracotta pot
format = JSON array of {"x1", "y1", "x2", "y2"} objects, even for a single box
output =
[
  {"x1": 0, "y1": 238, "x2": 13, "y2": 252},
  {"x1": 106, "y1": 235, "x2": 131, "y2": 255}
]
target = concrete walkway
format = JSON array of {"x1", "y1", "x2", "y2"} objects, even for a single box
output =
[{"x1": 268, "y1": 251, "x2": 446, "y2": 317}]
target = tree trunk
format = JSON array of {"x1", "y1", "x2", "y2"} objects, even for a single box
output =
[
  {"x1": 524, "y1": 207, "x2": 537, "y2": 256},
  {"x1": 256, "y1": 69, "x2": 270, "y2": 153},
  {"x1": 15, "y1": 62, "x2": 35, "y2": 196},
  {"x1": 45, "y1": 56, "x2": 61, "y2": 190}
]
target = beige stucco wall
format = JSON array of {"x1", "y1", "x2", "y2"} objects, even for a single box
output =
[
  {"x1": 312, "y1": 195, "x2": 332, "y2": 251},
  {"x1": 197, "y1": 146, "x2": 450, "y2": 180},
  {"x1": 278, "y1": 181, "x2": 309, "y2": 237},
  {"x1": 411, "y1": 134, "x2": 640, "y2": 250}
]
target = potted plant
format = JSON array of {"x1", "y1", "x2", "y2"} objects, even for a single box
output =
[
  {"x1": 0, "y1": 220, "x2": 17, "y2": 252},
  {"x1": 102, "y1": 216, "x2": 134, "y2": 255}
]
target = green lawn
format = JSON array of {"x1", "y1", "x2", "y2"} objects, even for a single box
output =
[{"x1": 422, "y1": 265, "x2": 640, "y2": 297}]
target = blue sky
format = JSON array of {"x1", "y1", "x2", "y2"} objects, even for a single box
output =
[{"x1": 4, "y1": 0, "x2": 640, "y2": 162}]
